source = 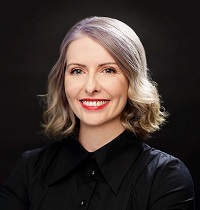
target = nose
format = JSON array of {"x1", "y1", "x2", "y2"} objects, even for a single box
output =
[{"x1": 84, "y1": 73, "x2": 100, "y2": 95}]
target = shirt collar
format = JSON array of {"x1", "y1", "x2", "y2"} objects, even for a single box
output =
[
  {"x1": 47, "y1": 136, "x2": 89, "y2": 186},
  {"x1": 93, "y1": 130, "x2": 144, "y2": 194},
  {"x1": 47, "y1": 130, "x2": 145, "y2": 194}
]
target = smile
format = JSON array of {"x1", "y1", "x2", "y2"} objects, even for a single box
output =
[
  {"x1": 80, "y1": 99, "x2": 109, "y2": 110},
  {"x1": 82, "y1": 100, "x2": 108, "y2": 106}
]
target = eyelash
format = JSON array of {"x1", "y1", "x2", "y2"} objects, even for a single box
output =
[
  {"x1": 102, "y1": 68, "x2": 117, "y2": 74},
  {"x1": 69, "y1": 67, "x2": 117, "y2": 75},
  {"x1": 70, "y1": 68, "x2": 83, "y2": 75}
]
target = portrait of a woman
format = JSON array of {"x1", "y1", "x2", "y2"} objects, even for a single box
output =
[{"x1": 0, "y1": 16, "x2": 195, "y2": 210}]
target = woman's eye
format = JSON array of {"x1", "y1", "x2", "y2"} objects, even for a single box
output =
[
  {"x1": 103, "y1": 68, "x2": 116, "y2": 74},
  {"x1": 71, "y1": 69, "x2": 83, "y2": 75}
]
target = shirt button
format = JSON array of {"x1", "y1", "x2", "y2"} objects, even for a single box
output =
[
  {"x1": 79, "y1": 200, "x2": 86, "y2": 207},
  {"x1": 90, "y1": 170, "x2": 96, "y2": 177}
]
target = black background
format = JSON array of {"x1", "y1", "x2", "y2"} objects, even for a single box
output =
[{"x1": 0, "y1": 0, "x2": 199, "y2": 208}]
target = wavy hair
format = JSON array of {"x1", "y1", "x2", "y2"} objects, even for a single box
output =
[{"x1": 42, "y1": 16, "x2": 168, "y2": 140}]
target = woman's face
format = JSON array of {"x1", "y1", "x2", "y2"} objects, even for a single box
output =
[{"x1": 64, "y1": 36, "x2": 128, "y2": 130}]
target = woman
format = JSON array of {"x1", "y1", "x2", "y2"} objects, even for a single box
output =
[{"x1": 0, "y1": 16, "x2": 195, "y2": 209}]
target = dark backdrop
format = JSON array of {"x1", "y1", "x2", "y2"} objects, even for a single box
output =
[{"x1": 0, "y1": 0, "x2": 199, "y2": 208}]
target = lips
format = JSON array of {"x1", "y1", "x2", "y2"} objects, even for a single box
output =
[{"x1": 80, "y1": 99, "x2": 109, "y2": 110}]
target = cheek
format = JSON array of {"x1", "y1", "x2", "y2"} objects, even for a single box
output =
[
  {"x1": 105, "y1": 79, "x2": 128, "y2": 98},
  {"x1": 64, "y1": 78, "x2": 82, "y2": 100},
  {"x1": 64, "y1": 79, "x2": 74, "y2": 99}
]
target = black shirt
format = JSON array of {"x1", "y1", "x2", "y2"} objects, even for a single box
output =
[{"x1": 0, "y1": 130, "x2": 195, "y2": 209}]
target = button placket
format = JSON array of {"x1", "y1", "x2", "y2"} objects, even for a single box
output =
[
  {"x1": 89, "y1": 154, "x2": 98, "y2": 178},
  {"x1": 77, "y1": 153, "x2": 99, "y2": 208}
]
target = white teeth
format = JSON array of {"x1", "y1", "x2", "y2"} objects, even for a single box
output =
[{"x1": 82, "y1": 101, "x2": 108, "y2": 107}]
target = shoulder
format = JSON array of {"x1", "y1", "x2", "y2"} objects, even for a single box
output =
[
  {"x1": 144, "y1": 145, "x2": 194, "y2": 200},
  {"x1": 6, "y1": 140, "x2": 63, "y2": 180},
  {"x1": 133, "y1": 143, "x2": 195, "y2": 208},
  {"x1": 18, "y1": 138, "x2": 72, "y2": 176},
  {"x1": 136, "y1": 143, "x2": 194, "y2": 192},
  {"x1": 21, "y1": 140, "x2": 62, "y2": 163},
  {"x1": 142, "y1": 144, "x2": 189, "y2": 171},
  {"x1": 22, "y1": 133, "x2": 81, "y2": 161}
]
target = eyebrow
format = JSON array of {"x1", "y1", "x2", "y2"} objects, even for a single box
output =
[
  {"x1": 66, "y1": 62, "x2": 118, "y2": 68},
  {"x1": 66, "y1": 63, "x2": 86, "y2": 68}
]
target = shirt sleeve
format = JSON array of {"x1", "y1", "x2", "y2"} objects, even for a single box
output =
[
  {"x1": 149, "y1": 155, "x2": 195, "y2": 210},
  {"x1": 0, "y1": 153, "x2": 29, "y2": 210}
]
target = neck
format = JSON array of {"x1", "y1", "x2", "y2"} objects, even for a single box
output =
[{"x1": 78, "y1": 122, "x2": 125, "y2": 152}]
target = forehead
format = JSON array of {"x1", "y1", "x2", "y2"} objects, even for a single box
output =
[{"x1": 66, "y1": 36, "x2": 116, "y2": 63}]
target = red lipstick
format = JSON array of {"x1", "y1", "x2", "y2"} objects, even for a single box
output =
[{"x1": 80, "y1": 99, "x2": 109, "y2": 110}]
